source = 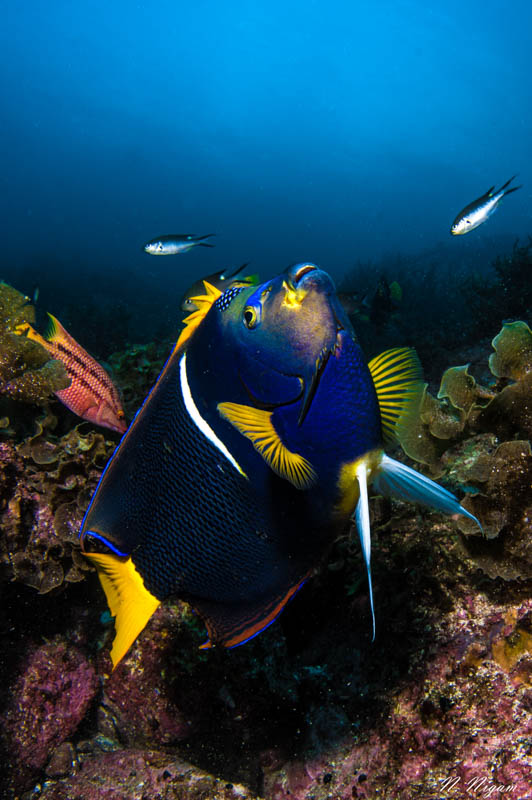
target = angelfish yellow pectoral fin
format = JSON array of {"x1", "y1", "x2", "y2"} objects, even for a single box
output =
[
  {"x1": 217, "y1": 402, "x2": 316, "y2": 490},
  {"x1": 368, "y1": 347, "x2": 424, "y2": 444},
  {"x1": 84, "y1": 552, "x2": 160, "y2": 670}
]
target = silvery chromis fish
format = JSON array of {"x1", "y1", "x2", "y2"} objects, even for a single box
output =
[
  {"x1": 450, "y1": 175, "x2": 521, "y2": 235},
  {"x1": 143, "y1": 233, "x2": 215, "y2": 255},
  {"x1": 80, "y1": 263, "x2": 480, "y2": 668}
]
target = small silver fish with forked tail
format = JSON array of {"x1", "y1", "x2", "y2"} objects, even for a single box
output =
[
  {"x1": 143, "y1": 233, "x2": 215, "y2": 255},
  {"x1": 450, "y1": 176, "x2": 521, "y2": 235}
]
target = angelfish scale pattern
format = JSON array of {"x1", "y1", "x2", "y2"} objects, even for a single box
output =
[{"x1": 127, "y1": 363, "x2": 284, "y2": 604}]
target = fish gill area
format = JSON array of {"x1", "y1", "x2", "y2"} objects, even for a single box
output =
[{"x1": 0, "y1": 243, "x2": 531, "y2": 800}]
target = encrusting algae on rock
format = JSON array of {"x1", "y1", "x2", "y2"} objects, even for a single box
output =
[{"x1": 0, "y1": 281, "x2": 69, "y2": 404}]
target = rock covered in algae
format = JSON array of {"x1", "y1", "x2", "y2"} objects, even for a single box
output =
[
  {"x1": 0, "y1": 281, "x2": 69, "y2": 403},
  {"x1": 96, "y1": 604, "x2": 194, "y2": 748},
  {"x1": 0, "y1": 321, "x2": 531, "y2": 799},
  {"x1": 107, "y1": 339, "x2": 172, "y2": 419},
  {"x1": 0, "y1": 414, "x2": 116, "y2": 593},
  {"x1": 2, "y1": 638, "x2": 99, "y2": 793},
  {"x1": 5, "y1": 509, "x2": 530, "y2": 800},
  {"x1": 37, "y1": 751, "x2": 258, "y2": 800}
]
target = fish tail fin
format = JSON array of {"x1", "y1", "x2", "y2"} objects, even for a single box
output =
[
  {"x1": 354, "y1": 460, "x2": 375, "y2": 640},
  {"x1": 499, "y1": 175, "x2": 518, "y2": 192},
  {"x1": 373, "y1": 454, "x2": 482, "y2": 530},
  {"x1": 13, "y1": 321, "x2": 51, "y2": 351},
  {"x1": 368, "y1": 347, "x2": 424, "y2": 444},
  {"x1": 83, "y1": 551, "x2": 160, "y2": 669},
  {"x1": 501, "y1": 185, "x2": 522, "y2": 198}
]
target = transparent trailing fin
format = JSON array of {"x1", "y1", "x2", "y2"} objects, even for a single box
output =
[
  {"x1": 355, "y1": 461, "x2": 375, "y2": 640},
  {"x1": 373, "y1": 454, "x2": 482, "y2": 529}
]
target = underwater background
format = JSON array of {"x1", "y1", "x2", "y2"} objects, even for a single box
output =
[{"x1": 1, "y1": 1, "x2": 532, "y2": 799}]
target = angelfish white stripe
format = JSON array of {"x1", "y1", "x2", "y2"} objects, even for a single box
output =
[{"x1": 179, "y1": 353, "x2": 246, "y2": 477}]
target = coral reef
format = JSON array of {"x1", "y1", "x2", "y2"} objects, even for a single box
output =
[
  {"x1": 0, "y1": 282, "x2": 69, "y2": 404},
  {"x1": 395, "y1": 319, "x2": 532, "y2": 586},
  {"x1": 0, "y1": 319, "x2": 531, "y2": 799},
  {"x1": 0, "y1": 415, "x2": 116, "y2": 593}
]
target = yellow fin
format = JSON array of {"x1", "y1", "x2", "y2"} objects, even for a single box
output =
[
  {"x1": 14, "y1": 321, "x2": 52, "y2": 351},
  {"x1": 368, "y1": 347, "x2": 424, "y2": 444},
  {"x1": 84, "y1": 552, "x2": 160, "y2": 670},
  {"x1": 175, "y1": 280, "x2": 222, "y2": 351},
  {"x1": 217, "y1": 402, "x2": 317, "y2": 489}
]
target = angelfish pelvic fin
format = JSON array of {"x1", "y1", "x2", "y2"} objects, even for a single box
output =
[
  {"x1": 84, "y1": 551, "x2": 160, "y2": 670},
  {"x1": 373, "y1": 454, "x2": 482, "y2": 531},
  {"x1": 355, "y1": 460, "x2": 375, "y2": 641}
]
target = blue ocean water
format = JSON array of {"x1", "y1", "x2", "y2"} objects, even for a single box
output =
[
  {"x1": 1, "y1": 0, "x2": 531, "y2": 347},
  {"x1": 2, "y1": 6, "x2": 532, "y2": 798}
]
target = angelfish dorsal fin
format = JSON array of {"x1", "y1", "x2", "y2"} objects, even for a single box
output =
[
  {"x1": 368, "y1": 347, "x2": 424, "y2": 444},
  {"x1": 84, "y1": 551, "x2": 160, "y2": 669},
  {"x1": 217, "y1": 402, "x2": 317, "y2": 489},
  {"x1": 175, "y1": 280, "x2": 222, "y2": 351}
]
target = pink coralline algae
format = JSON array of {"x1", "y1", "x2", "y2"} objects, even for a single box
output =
[
  {"x1": 260, "y1": 596, "x2": 532, "y2": 800},
  {"x1": 2, "y1": 638, "x2": 99, "y2": 793},
  {"x1": 97, "y1": 605, "x2": 194, "y2": 748},
  {"x1": 37, "y1": 750, "x2": 259, "y2": 800}
]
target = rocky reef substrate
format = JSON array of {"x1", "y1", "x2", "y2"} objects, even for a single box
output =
[{"x1": 0, "y1": 322, "x2": 531, "y2": 799}]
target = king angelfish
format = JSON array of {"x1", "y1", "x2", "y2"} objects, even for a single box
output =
[{"x1": 80, "y1": 263, "x2": 480, "y2": 668}]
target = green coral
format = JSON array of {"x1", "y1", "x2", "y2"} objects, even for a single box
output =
[{"x1": 0, "y1": 282, "x2": 69, "y2": 404}]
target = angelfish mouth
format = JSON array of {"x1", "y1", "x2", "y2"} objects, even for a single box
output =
[{"x1": 291, "y1": 263, "x2": 317, "y2": 285}]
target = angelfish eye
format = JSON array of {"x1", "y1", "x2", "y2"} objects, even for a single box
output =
[{"x1": 243, "y1": 305, "x2": 258, "y2": 329}]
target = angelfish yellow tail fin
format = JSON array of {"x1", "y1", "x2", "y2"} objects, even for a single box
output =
[{"x1": 84, "y1": 552, "x2": 160, "y2": 669}]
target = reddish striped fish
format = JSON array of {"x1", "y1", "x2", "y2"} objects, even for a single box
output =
[{"x1": 17, "y1": 314, "x2": 127, "y2": 434}]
